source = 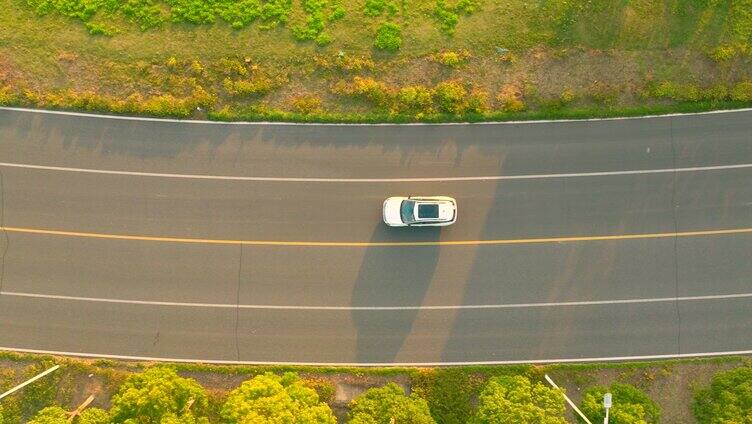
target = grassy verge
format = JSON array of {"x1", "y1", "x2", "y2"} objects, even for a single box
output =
[
  {"x1": 1, "y1": 0, "x2": 752, "y2": 122},
  {"x1": 1, "y1": 351, "x2": 750, "y2": 423}
]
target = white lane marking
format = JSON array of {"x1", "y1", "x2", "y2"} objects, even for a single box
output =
[
  {"x1": 1, "y1": 162, "x2": 750, "y2": 183},
  {"x1": 0, "y1": 346, "x2": 750, "y2": 366},
  {"x1": 2, "y1": 291, "x2": 751, "y2": 310},
  {"x1": 2, "y1": 106, "x2": 752, "y2": 126}
]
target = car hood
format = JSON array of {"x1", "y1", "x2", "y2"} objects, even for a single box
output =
[{"x1": 383, "y1": 198, "x2": 404, "y2": 225}]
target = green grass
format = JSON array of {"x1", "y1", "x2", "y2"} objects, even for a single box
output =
[{"x1": 0, "y1": 0, "x2": 751, "y2": 121}]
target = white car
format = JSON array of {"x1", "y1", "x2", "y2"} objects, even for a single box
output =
[{"x1": 383, "y1": 196, "x2": 457, "y2": 227}]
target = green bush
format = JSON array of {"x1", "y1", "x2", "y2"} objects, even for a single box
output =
[
  {"x1": 693, "y1": 366, "x2": 752, "y2": 424},
  {"x1": 26, "y1": 406, "x2": 109, "y2": 424},
  {"x1": 347, "y1": 382, "x2": 435, "y2": 424},
  {"x1": 27, "y1": 406, "x2": 68, "y2": 424},
  {"x1": 649, "y1": 81, "x2": 701, "y2": 102},
  {"x1": 435, "y1": 0, "x2": 481, "y2": 35},
  {"x1": 701, "y1": 84, "x2": 729, "y2": 102},
  {"x1": 580, "y1": 383, "x2": 660, "y2": 424},
  {"x1": 19, "y1": 362, "x2": 65, "y2": 420},
  {"x1": 76, "y1": 408, "x2": 110, "y2": 424},
  {"x1": 412, "y1": 368, "x2": 475, "y2": 424},
  {"x1": 374, "y1": 22, "x2": 402, "y2": 51},
  {"x1": 731, "y1": 81, "x2": 752, "y2": 101},
  {"x1": 221, "y1": 372, "x2": 336, "y2": 423},
  {"x1": 470, "y1": 375, "x2": 566, "y2": 424},
  {"x1": 364, "y1": 0, "x2": 398, "y2": 17},
  {"x1": 432, "y1": 50, "x2": 469, "y2": 67},
  {"x1": 396, "y1": 86, "x2": 434, "y2": 114},
  {"x1": 711, "y1": 45, "x2": 737, "y2": 62},
  {"x1": 290, "y1": 95, "x2": 322, "y2": 114},
  {"x1": 433, "y1": 80, "x2": 468, "y2": 114},
  {"x1": 109, "y1": 367, "x2": 210, "y2": 424}
]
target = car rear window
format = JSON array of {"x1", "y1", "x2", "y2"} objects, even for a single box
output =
[{"x1": 417, "y1": 204, "x2": 439, "y2": 219}]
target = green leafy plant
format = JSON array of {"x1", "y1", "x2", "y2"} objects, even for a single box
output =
[
  {"x1": 412, "y1": 368, "x2": 475, "y2": 424},
  {"x1": 221, "y1": 372, "x2": 336, "y2": 423},
  {"x1": 347, "y1": 382, "x2": 435, "y2": 424},
  {"x1": 693, "y1": 366, "x2": 752, "y2": 424},
  {"x1": 580, "y1": 383, "x2": 660, "y2": 424},
  {"x1": 108, "y1": 366, "x2": 210, "y2": 424},
  {"x1": 373, "y1": 22, "x2": 402, "y2": 51},
  {"x1": 364, "y1": 0, "x2": 398, "y2": 17},
  {"x1": 470, "y1": 375, "x2": 566, "y2": 424},
  {"x1": 435, "y1": 0, "x2": 481, "y2": 35},
  {"x1": 27, "y1": 406, "x2": 109, "y2": 424},
  {"x1": 433, "y1": 80, "x2": 468, "y2": 114},
  {"x1": 731, "y1": 81, "x2": 752, "y2": 101}
]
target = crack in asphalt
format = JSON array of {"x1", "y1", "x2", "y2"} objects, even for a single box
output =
[
  {"x1": 669, "y1": 117, "x2": 683, "y2": 356},
  {"x1": 234, "y1": 244, "x2": 242, "y2": 361},
  {"x1": 0, "y1": 168, "x2": 8, "y2": 294}
]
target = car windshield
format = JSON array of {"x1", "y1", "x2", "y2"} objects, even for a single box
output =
[{"x1": 400, "y1": 200, "x2": 417, "y2": 223}]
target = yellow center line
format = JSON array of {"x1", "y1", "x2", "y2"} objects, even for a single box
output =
[{"x1": 1, "y1": 226, "x2": 751, "y2": 247}]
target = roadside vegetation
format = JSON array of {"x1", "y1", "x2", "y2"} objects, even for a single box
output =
[
  {"x1": 1, "y1": 0, "x2": 752, "y2": 122},
  {"x1": 1, "y1": 352, "x2": 751, "y2": 423}
]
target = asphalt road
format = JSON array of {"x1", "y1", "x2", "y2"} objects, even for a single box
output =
[{"x1": 0, "y1": 107, "x2": 750, "y2": 364}]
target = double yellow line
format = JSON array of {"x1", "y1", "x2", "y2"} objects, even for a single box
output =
[{"x1": 2, "y1": 226, "x2": 751, "y2": 247}]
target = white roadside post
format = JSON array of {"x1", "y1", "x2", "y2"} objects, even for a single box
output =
[
  {"x1": 0, "y1": 365, "x2": 60, "y2": 401},
  {"x1": 603, "y1": 392, "x2": 612, "y2": 424},
  {"x1": 544, "y1": 374, "x2": 592, "y2": 424}
]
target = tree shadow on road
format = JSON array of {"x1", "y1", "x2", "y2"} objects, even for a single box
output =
[{"x1": 350, "y1": 223, "x2": 440, "y2": 363}]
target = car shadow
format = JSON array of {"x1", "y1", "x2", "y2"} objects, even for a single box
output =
[{"x1": 350, "y1": 223, "x2": 441, "y2": 363}]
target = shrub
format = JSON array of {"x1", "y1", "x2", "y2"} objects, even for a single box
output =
[
  {"x1": 496, "y1": 84, "x2": 525, "y2": 112},
  {"x1": 432, "y1": 50, "x2": 470, "y2": 67},
  {"x1": 303, "y1": 379, "x2": 336, "y2": 403},
  {"x1": 731, "y1": 81, "x2": 752, "y2": 101},
  {"x1": 711, "y1": 45, "x2": 736, "y2": 62},
  {"x1": 580, "y1": 383, "x2": 660, "y2": 424},
  {"x1": 347, "y1": 382, "x2": 435, "y2": 424},
  {"x1": 350, "y1": 76, "x2": 393, "y2": 107},
  {"x1": 470, "y1": 375, "x2": 566, "y2": 424},
  {"x1": 335, "y1": 55, "x2": 376, "y2": 72},
  {"x1": 560, "y1": 88, "x2": 576, "y2": 104},
  {"x1": 27, "y1": 406, "x2": 68, "y2": 424},
  {"x1": 221, "y1": 372, "x2": 336, "y2": 423},
  {"x1": 649, "y1": 81, "x2": 701, "y2": 102},
  {"x1": 700, "y1": 84, "x2": 729, "y2": 102},
  {"x1": 216, "y1": 58, "x2": 249, "y2": 76},
  {"x1": 109, "y1": 367, "x2": 210, "y2": 424},
  {"x1": 467, "y1": 89, "x2": 489, "y2": 113},
  {"x1": 412, "y1": 368, "x2": 475, "y2": 424},
  {"x1": 693, "y1": 366, "x2": 752, "y2": 424},
  {"x1": 435, "y1": 0, "x2": 481, "y2": 35},
  {"x1": 223, "y1": 74, "x2": 286, "y2": 96},
  {"x1": 434, "y1": 80, "x2": 467, "y2": 114},
  {"x1": 27, "y1": 406, "x2": 109, "y2": 424},
  {"x1": 290, "y1": 94, "x2": 322, "y2": 114},
  {"x1": 0, "y1": 86, "x2": 20, "y2": 106},
  {"x1": 19, "y1": 362, "x2": 64, "y2": 420},
  {"x1": 396, "y1": 85, "x2": 434, "y2": 114},
  {"x1": 76, "y1": 408, "x2": 110, "y2": 424},
  {"x1": 374, "y1": 22, "x2": 402, "y2": 51},
  {"x1": 364, "y1": 0, "x2": 398, "y2": 17}
]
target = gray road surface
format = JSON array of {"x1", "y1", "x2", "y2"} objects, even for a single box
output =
[{"x1": 0, "y1": 108, "x2": 750, "y2": 364}]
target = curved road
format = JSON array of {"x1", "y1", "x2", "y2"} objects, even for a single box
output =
[{"x1": 0, "y1": 107, "x2": 750, "y2": 365}]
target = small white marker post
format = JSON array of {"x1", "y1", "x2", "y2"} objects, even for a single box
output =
[
  {"x1": 544, "y1": 374, "x2": 592, "y2": 424},
  {"x1": 0, "y1": 365, "x2": 60, "y2": 401},
  {"x1": 603, "y1": 392, "x2": 612, "y2": 424}
]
